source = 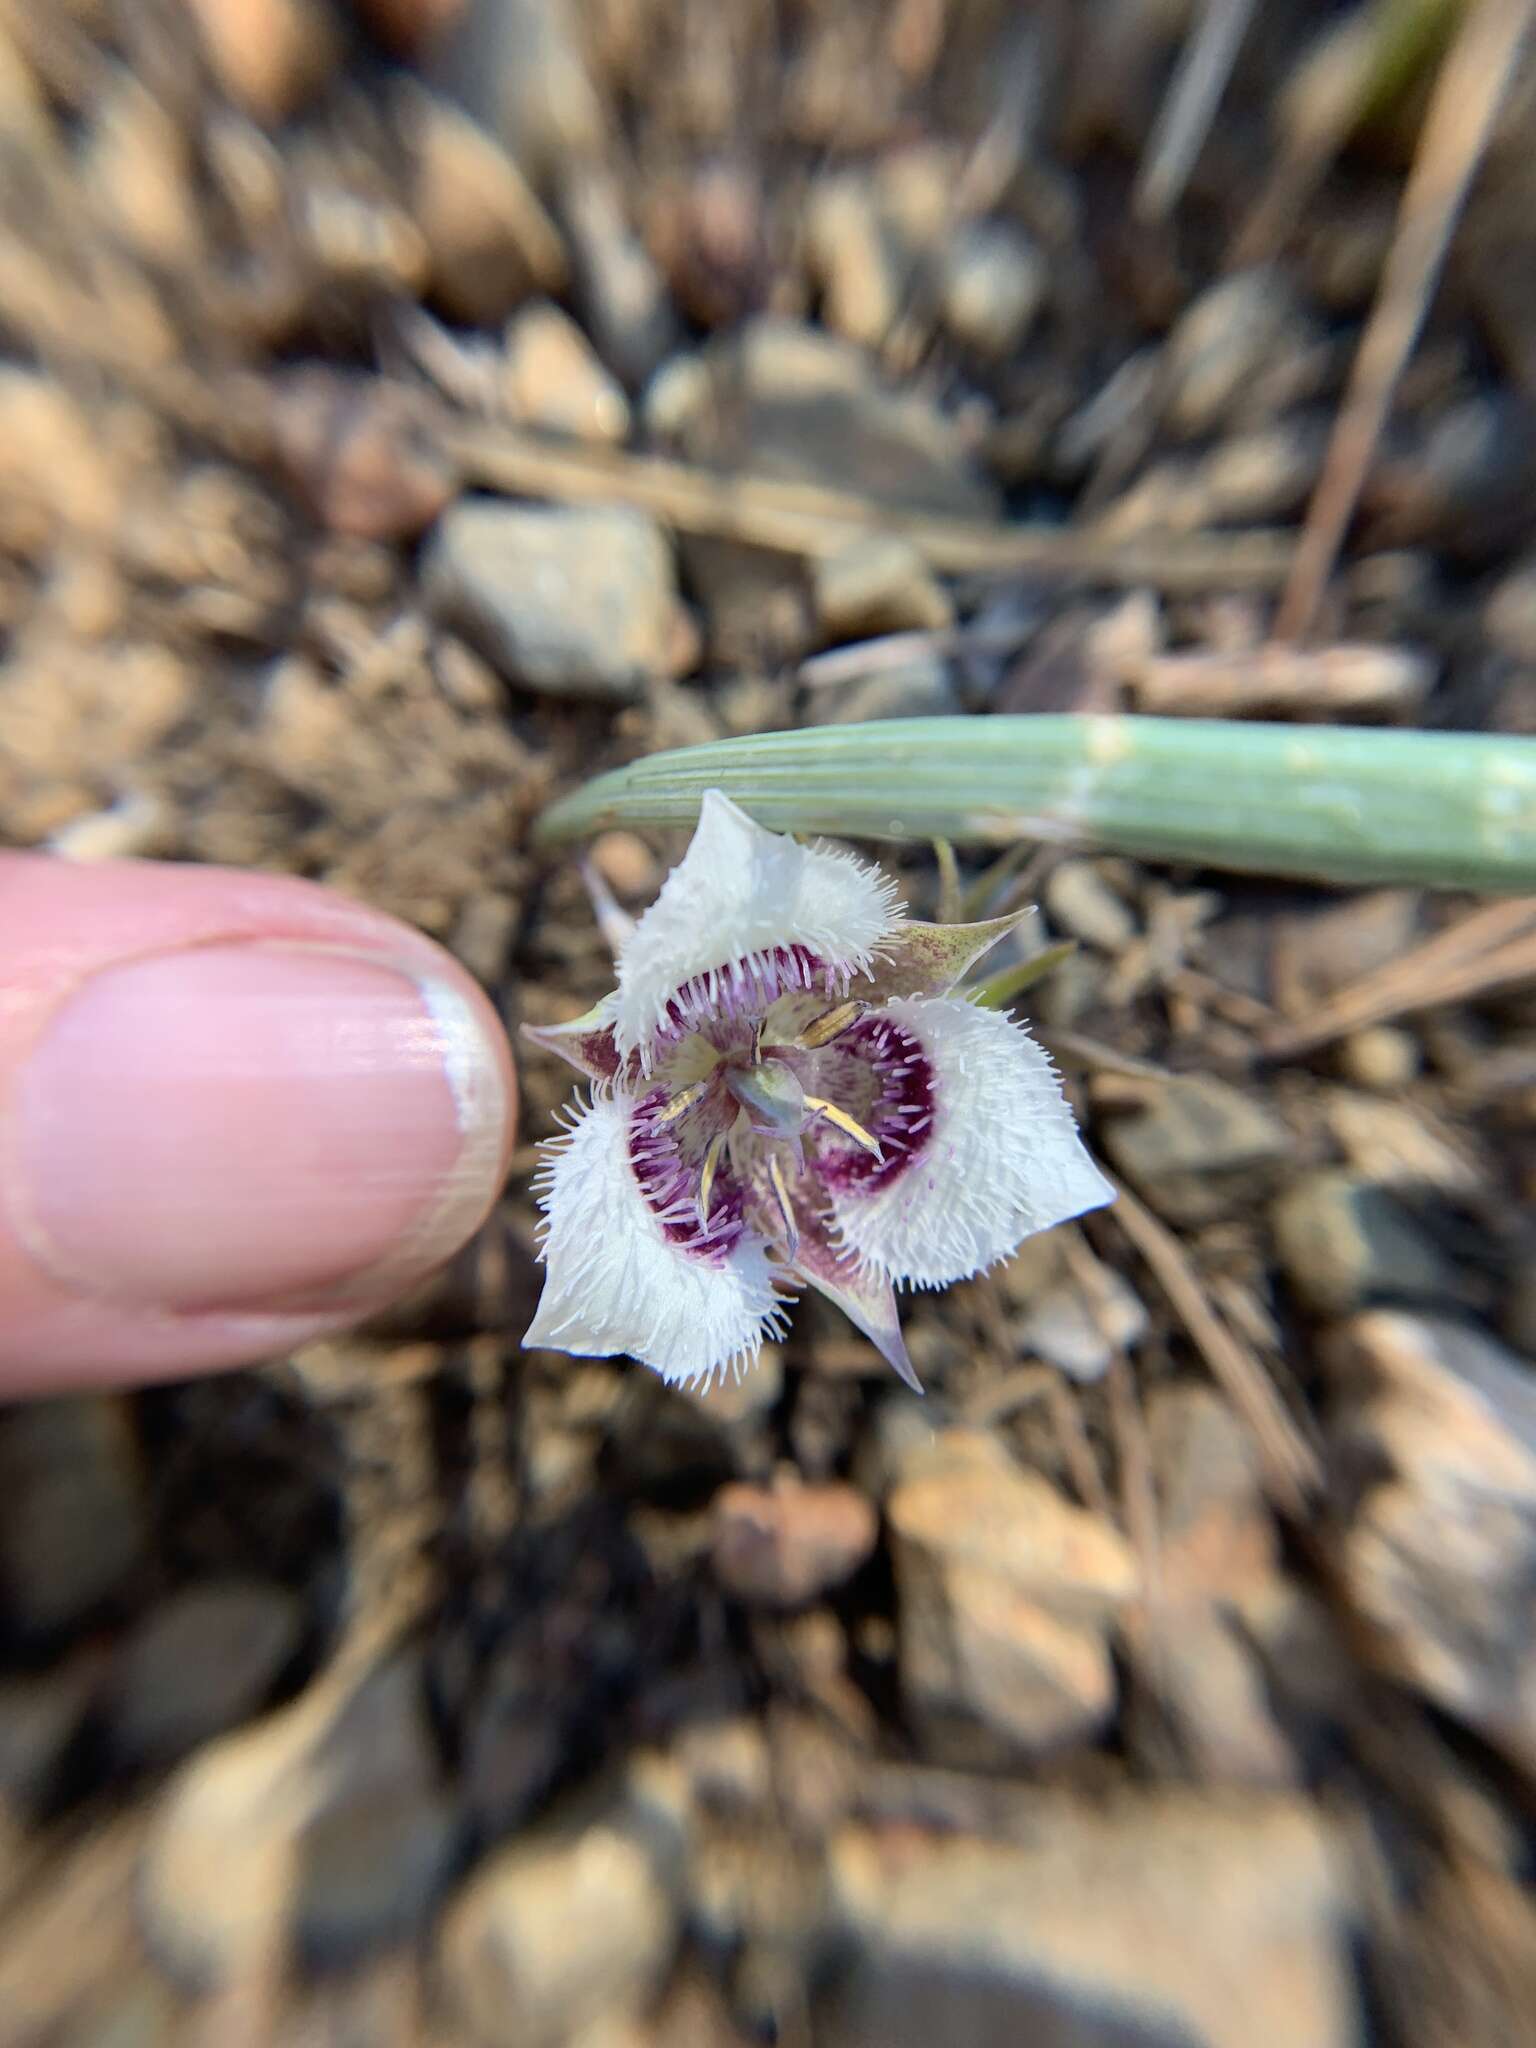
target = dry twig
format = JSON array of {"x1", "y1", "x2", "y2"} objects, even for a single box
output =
[
  {"x1": 1104, "y1": 1176, "x2": 1322, "y2": 1512},
  {"x1": 444, "y1": 424, "x2": 1295, "y2": 593},
  {"x1": 1263, "y1": 896, "x2": 1536, "y2": 1057},
  {"x1": 1135, "y1": 0, "x2": 1259, "y2": 220},
  {"x1": 1274, "y1": 0, "x2": 1535, "y2": 640}
]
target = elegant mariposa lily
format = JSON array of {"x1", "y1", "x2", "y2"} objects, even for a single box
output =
[{"x1": 523, "y1": 791, "x2": 1114, "y2": 1392}]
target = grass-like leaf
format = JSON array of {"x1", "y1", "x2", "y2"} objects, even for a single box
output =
[{"x1": 533, "y1": 716, "x2": 1536, "y2": 893}]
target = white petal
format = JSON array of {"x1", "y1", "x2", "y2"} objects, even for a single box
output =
[
  {"x1": 613, "y1": 790, "x2": 904, "y2": 1061},
  {"x1": 830, "y1": 994, "x2": 1113, "y2": 1287},
  {"x1": 525, "y1": 1092, "x2": 787, "y2": 1388}
]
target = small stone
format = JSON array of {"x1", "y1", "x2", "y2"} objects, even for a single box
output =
[
  {"x1": 939, "y1": 221, "x2": 1047, "y2": 358},
  {"x1": 1162, "y1": 268, "x2": 1321, "y2": 437},
  {"x1": 1016, "y1": 1256, "x2": 1147, "y2": 1384},
  {"x1": 440, "y1": 1780, "x2": 681, "y2": 2048},
  {"x1": 423, "y1": 501, "x2": 684, "y2": 701},
  {"x1": 501, "y1": 303, "x2": 630, "y2": 444},
  {"x1": 108, "y1": 1581, "x2": 305, "y2": 1769},
  {"x1": 1102, "y1": 1076, "x2": 1292, "y2": 1224},
  {"x1": 1195, "y1": 418, "x2": 1327, "y2": 523},
  {"x1": 1336, "y1": 1026, "x2": 1420, "y2": 1091},
  {"x1": 711, "y1": 1479, "x2": 878, "y2": 1608},
  {"x1": 1273, "y1": 890, "x2": 1419, "y2": 1009},
  {"x1": 1273, "y1": 1169, "x2": 1459, "y2": 1319},
  {"x1": 887, "y1": 1431, "x2": 1134, "y2": 1764},
  {"x1": 48, "y1": 792, "x2": 168, "y2": 864},
  {"x1": 1485, "y1": 555, "x2": 1536, "y2": 664},
  {"x1": 1043, "y1": 859, "x2": 1136, "y2": 952},
  {"x1": 563, "y1": 165, "x2": 678, "y2": 390},
  {"x1": 353, "y1": 0, "x2": 465, "y2": 55},
  {"x1": 140, "y1": 1655, "x2": 456, "y2": 1985},
  {"x1": 186, "y1": 0, "x2": 339, "y2": 124},
  {"x1": 270, "y1": 368, "x2": 455, "y2": 541},
  {"x1": 824, "y1": 1794, "x2": 1361, "y2": 2048},
  {"x1": 0, "y1": 1398, "x2": 148, "y2": 1640},
  {"x1": 1325, "y1": 1311, "x2": 1536, "y2": 1772},
  {"x1": 396, "y1": 81, "x2": 566, "y2": 326},
  {"x1": 84, "y1": 76, "x2": 203, "y2": 271},
  {"x1": 812, "y1": 534, "x2": 952, "y2": 643},
  {"x1": 805, "y1": 653, "x2": 962, "y2": 725},
  {"x1": 1147, "y1": 1384, "x2": 1276, "y2": 1604},
  {"x1": 0, "y1": 1656, "x2": 103, "y2": 1809},
  {"x1": 1148, "y1": 1607, "x2": 1300, "y2": 1788},
  {"x1": 805, "y1": 174, "x2": 905, "y2": 349},
  {"x1": 589, "y1": 831, "x2": 661, "y2": 901},
  {"x1": 656, "y1": 318, "x2": 999, "y2": 521}
]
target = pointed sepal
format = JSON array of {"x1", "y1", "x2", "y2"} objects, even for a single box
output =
[
  {"x1": 789, "y1": 1200, "x2": 923, "y2": 1394},
  {"x1": 862, "y1": 909, "x2": 1033, "y2": 1004},
  {"x1": 521, "y1": 997, "x2": 622, "y2": 1083}
]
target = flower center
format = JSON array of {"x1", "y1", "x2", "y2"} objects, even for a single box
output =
[{"x1": 626, "y1": 996, "x2": 936, "y2": 1260}]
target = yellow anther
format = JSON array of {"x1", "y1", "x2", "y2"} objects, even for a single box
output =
[
  {"x1": 803, "y1": 1095, "x2": 884, "y2": 1163},
  {"x1": 697, "y1": 1129, "x2": 727, "y2": 1226},
  {"x1": 654, "y1": 1078, "x2": 709, "y2": 1127},
  {"x1": 796, "y1": 1000, "x2": 866, "y2": 1049},
  {"x1": 767, "y1": 1151, "x2": 799, "y2": 1257}
]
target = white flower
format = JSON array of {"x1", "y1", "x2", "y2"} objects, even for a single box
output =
[{"x1": 524, "y1": 791, "x2": 1113, "y2": 1392}]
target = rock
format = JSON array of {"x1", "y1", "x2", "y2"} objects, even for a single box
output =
[
  {"x1": 1147, "y1": 1607, "x2": 1300, "y2": 1788},
  {"x1": 886, "y1": 1431, "x2": 1134, "y2": 1765},
  {"x1": 1044, "y1": 859, "x2": 1137, "y2": 952},
  {"x1": 501, "y1": 303, "x2": 630, "y2": 444},
  {"x1": 711, "y1": 1478, "x2": 878, "y2": 1607},
  {"x1": 1485, "y1": 555, "x2": 1536, "y2": 664},
  {"x1": 84, "y1": 76, "x2": 203, "y2": 271},
  {"x1": 1336, "y1": 1026, "x2": 1420, "y2": 1092},
  {"x1": 396, "y1": 81, "x2": 566, "y2": 326},
  {"x1": 186, "y1": 0, "x2": 339, "y2": 124},
  {"x1": 0, "y1": 1398, "x2": 147, "y2": 1641},
  {"x1": 270, "y1": 368, "x2": 456, "y2": 541},
  {"x1": 823, "y1": 1793, "x2": 1361, "y2": 2048},
  {"x1": 353, "y1": 0, "x2": 465, "y2": 56},
  {"x1": 811, "y1": 534, "x2": 952, "y2": 642},
  {"x1": 588, "y1": 830, "x2": 660, "y2": 902},
  {"x1": 107, "y1": 1581, "x2": 305, "y2": 1769},
  {"x1": 1272, "y1": 890, "x2": 1419, "y2": 1009},
  {"x1": 423, "y1": 501, "x2": 684, "y2": 701},
  {"x1": 939, "y1": 221, "x2": 1047, "y2": 357},
  {"x1": 805, "y1": 174, "x2": 905, "y2": 349},
  {"x1": 0, "y1": 1655, "x2": 103, "y2": 1809},
  {"x1": 563, "y1": 165, "x2": 679, "y2": 390},
  {"x1": 1162, "y1": 268, "x2": 1322, "y2": 437},
  {"x1": 655, "y1": 318, "x2": 999, "y2": 522},
  {"x1": 1195, "y1": 418, "x2": 1327, "y2": 524},
  {"x1": 1325, "y1": 1311, "x2": 1536, "y2": 1772},
  {"x1": 1146, "y1": 1385, "x2": 1276, "y2": 1605},
  {"x1": 1139, "y1": 1388, "x2": 1305, "y2": 1786},
  {"x1": 140, "y1": 1654, "x2": 457, "y2": 1984},
  {"x1": 1016, "y1": 1254, "x2": 1149, "y2": 1384},
  {"x1": 1102, "y1": 1076, "x2": 1292, "y2": 1225},
  {"x1": 804, "y1": 654, "x2": 962, "y2": 725},
  {"x1": 1272, "y1": 1170, "x2": 1459, "y2": 1319},
  {"x1": 439, "y1": 1773, "x2": 683, "y2": 2048}
]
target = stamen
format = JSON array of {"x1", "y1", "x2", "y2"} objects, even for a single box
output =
[
  {"x1": 697, "y1": 1129, "x2": 727, "y2": 1228},
  {"x1": 803, "y1": 1095, "x2": 884, "y2": 1163},
  {"x1": 654, "y1": 1078, "x2": 710, "y2": 1127},
  {"x1": 767, "y1": 1152, "x2": 799, "y2": 1257},
  {"x1": 797, "y1": 999, "x2": 866, "y2": 1049}
]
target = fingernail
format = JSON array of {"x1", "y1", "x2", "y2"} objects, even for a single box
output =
[{"x1": 10, "y1": 944, "x2": 508, "y2": 1314}]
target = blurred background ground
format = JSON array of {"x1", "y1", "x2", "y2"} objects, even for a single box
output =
[{"x1": 1, "y1": 1, "x2": 1535, "y2": 2042}]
